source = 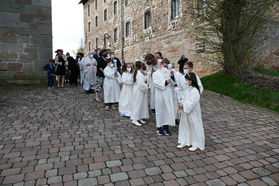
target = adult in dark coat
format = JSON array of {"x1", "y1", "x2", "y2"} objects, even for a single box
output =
[
  {"x1": 110, "y1": 51, "x2": 122, "y2": 73},
  {"x1": 178, "y1": 55, "x2": 188, "y2": 74},
  {"x1": 66, "y1": 52, "x2": 79, "y2": 86},
  {"x1": 95, "y1": 49, "x2": 108, "y2": 102}
]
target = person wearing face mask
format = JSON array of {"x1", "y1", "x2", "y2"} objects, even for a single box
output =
[
  {"x1": 95, "y1": 49, "x2": 108, "y2": 102},
  {"x1": 110, "y1": 51, "x2": 122, "y2": 73},
  {"x1": 77, "y1": 52, "x2": 85, "y2": 84},
  {"x1": 130, "y1": 61, "x2": 149, "y2": 126},
  {"x1": 177, "y1": 72, "x2": 205, "y2": 151},
  {"x1": 152, "y1": 58, "x2": 176, "y2": 136},
  {"x1": 118, "y1": 63, "x2": 134, "y2": 117},
  {"x1": 144, "y1": 53, "x2": 161, "y2": 114},
  {"x1": 183, "y1": 62, "x2": 203, "y2": 94},
  {"x1": 103, "y1": 58, "x2": 121, "y2": 111},
  {"x1": 79, "y1": 51, "x2": 97, "y2": 94},
  {"x1": 167, "y1": 63, "x2": 188, "y2": 124},
  {"x1": 178, "y1": 55, "x2": 188, "y2": 74}
]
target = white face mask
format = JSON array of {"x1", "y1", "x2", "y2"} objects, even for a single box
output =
[
  {"x1": 167, "y1": 64, "x2": 173, "y2": 69},
  {"x1": 184, "y1": 69, "x2": 189, "y2": 75},
  {"x1": 127, "y1": 68, "x2": 131, "y2": 72},
  {"x1": 90, "y1": 55, "x2": 93, "y2": 58},
  {"x1": 185, "y1": 80, "x2": 189, "y2": 86},
  {"x1": 111, "y1": 55, "x2": 115, "y2": 58},
  {"x1": 110, "y1": 63, "x2": 114, "y2": 68}
]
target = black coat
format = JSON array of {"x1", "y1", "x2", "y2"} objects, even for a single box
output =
[{"x1": 97, "y1": 57, "x2": 107, "y2": 77}]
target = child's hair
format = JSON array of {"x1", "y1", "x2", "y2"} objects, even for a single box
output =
[
  {"x1": 144, "y1": 53, "x2": 157, "y2": 66},
  {"x1": 106, "y1": 58, "x2": 112, "y2": 64},
  {"x1": 186, "y1": 61, "x2": 194, "y2": 68},
  {"x1": 122, "y1": 63, "x2": 134, "y2": 73},
  {"x1": 185, "y1": 72, "x2": 200, "y2": 94},
  {"x1": 161, "y1": 58, "x2": 170, "y2": 65},
  {"x1": 155, "y1": 51, "x2": 163, "y2": 59},
  {"x1": 142, "y1": 63, "x2": 147, "y2": 71},
  {"x1": 133, "y1": 61, "x2": 142, "y2": 83},
  {"x1": 49, "y1": 59, "x2": 54, "y2": 63}
]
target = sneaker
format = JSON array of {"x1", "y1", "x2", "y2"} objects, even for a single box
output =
[
  {"x1": 48, "y1": 87, "x2": 51, "y2": 89},
  {"x1": 139, "y1": 119, "x2": 146, "y2": 124},
  {"x1": 189, "y1": 146, "x2": 198, "y2": 151},
  {"x1": 111, "y1": 105, "x2": 116, "y2": 110},
  {"x1": 156, "y1": 128, "x2": 165, "y2": 136},
  {"x1": 164, "y1": 130, "x2": 172, "y2": 136},
  {"x1": 177, "y1": 144, "x2": 187, "y2": 149},
  {"x1": 105, "y1": 106, "x2": 110, "y2": 111},
  {"x1": 132, "y1": 120, "x2": 142, "y2": 126},
  {"x1": 51, "y1": 86, "x2": 54, "y2": 89}
]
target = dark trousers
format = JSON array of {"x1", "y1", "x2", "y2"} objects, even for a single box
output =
[
  {"x1": 48, "y1": 75, "x2": 54, "y2": 87},
  {"x1": 69, "y1": 71, "x2": 78, "y2": 85}
]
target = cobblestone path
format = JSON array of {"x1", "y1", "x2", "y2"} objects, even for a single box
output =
[{"x1": 0, "y1": 86, "x2": 278, "y2": 186}]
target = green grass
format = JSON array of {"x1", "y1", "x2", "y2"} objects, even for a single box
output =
[
  {"x1": 201, "y1": 72, "x2": 279, "y2": 112},
  {"x1": 254, "y1": 68, "x2": 279, "y2": 77}
]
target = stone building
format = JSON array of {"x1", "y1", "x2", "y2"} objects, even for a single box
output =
[
  {"x1": 79, "y1": 0, "x2": 215, "y2": 76},
  {"x1": 0, "y1": 0, "x2": 52, "y2": 85},
  {"x1": 80, "y1": 0, "x2": 279, "y2": 75}
]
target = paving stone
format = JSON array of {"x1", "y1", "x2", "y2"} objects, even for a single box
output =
[
  {"x1": 106, "y1": 160, "x2": 122, "y2": 168},
  {"x1": 206, "y1": 179, "x2": 226, "y2": 186},
  {"x1": 74, "y1": 172, "x2": 88, "y2": 180},
  {"x1": 45, "y1": 169, "x2": 57, "y2": 177},
  {"x1": 47, "y1": 176, "x2": 62, "y2": 184},
  {"x1": 88, "y1": 170, "x2": 102, "y2": 177},
  {"x1": 252, "y1": 167, "x2": 271, "y2": 176},
  {"x1": 78, "y1": 178, "x2": 97, "y2": 186},
  {"x1": 145, "y1": 167, "x2": 162, "y2": 176},
  {"x1": 261, "y1": 176, "x2": 278, "y2": 186},
  {"x1": 174, "y1": 170, "x2": 187, "y2": 177},
  {"x1": 110, "y1": 172, "x2": 129, "y2": 182},
  {"x1": 272, "y1": 162, "x2": 279, "y2": 168}
]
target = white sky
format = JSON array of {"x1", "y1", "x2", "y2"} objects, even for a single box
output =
[{"x1": 52, "y1": 0, "x2": 84, "y2": 57}]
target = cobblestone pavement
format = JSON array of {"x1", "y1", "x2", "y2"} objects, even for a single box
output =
[{"x1": 0, "y1": 86, "x2": 278, "y2": 186}]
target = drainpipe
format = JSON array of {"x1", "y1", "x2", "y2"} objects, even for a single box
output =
[{"x1": 120, "y1": 0, "x2": 125, "y2": 62}]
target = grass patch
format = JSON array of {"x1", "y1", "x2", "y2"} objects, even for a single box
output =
[
  {"x1": 254, "y1": 68, "x2": 279, "y2": 77},
  {"x1": 201, "y1": 72, "x2": 279, "y2": 112}
]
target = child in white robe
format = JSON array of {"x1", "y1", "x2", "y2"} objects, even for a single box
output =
[
  {"x1": 103, "y1": 58, "x2": 121, "y2": 111},
  {"x1": 152, "y1": 58, "x2": 176, "y2": 136},
  {"x1": 118, "y1": 63, "x2": 134, "y2": 117},
  {"x1": 177, "y1": 72, "x2": 205, "y2": 151},
  {"x1": 130, "y1": 61, "x2": 149, "y2": 126}
]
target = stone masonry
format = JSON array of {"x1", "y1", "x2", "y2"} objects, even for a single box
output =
[
  {"x1": 0, "y1": 0, "x2": 52, "y2": 85},
  {"x1": 81, "y1": 0, "x2": 279, "y2": 75},
  {"x1": 80, "y1": 0, "x2": 216, "y2": 77}
]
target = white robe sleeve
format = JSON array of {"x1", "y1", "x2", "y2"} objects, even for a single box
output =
[
  {"x1": 152, "y1": 71, "x2": 166, "y2": 90},
  {"x1": 182, "y1": 88, "x2": 200, "y2": 114},
  {"x1": 122, "y1": 73, "x2": 133, "y2": 85},
  {"x1": 137, "y1": 73, "x2": 148, "y2": 92},
  {"x1": 196, "y1": 75, "x2": 204, "y2": 95},
  {"x1": 104, "y1": 67, "x2": 115, "y2": 79}
]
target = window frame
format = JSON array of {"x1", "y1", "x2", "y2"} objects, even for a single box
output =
[
  {"x1": 104, "y1": 9, "x2": 107, "y2": 21},
  {"x1": 114, "y1": 28, "x2": 118, "y2": 43},
  {"x1": 171, "y1": 0, "x2": 180, "y2": 20},
  {"x1": 114, "y1": 1, "x2": 117, "y2": 15},
  {"x1": 125, "y1": 21, "x2": 131, "y2": 37},
  {"x1": 144, "y1": 10, "x2": 152, "y2": 29},
  {"x1": 95, "y1": 16, "x2": 98, "y2": 27}
]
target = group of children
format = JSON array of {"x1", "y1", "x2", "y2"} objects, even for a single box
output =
[{"x1": 103, "y1": 53, "x2": 205, "y2": 151}]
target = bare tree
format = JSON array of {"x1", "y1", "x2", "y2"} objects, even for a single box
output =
[{"x1": 191, "y1": 0, "x2": 277, "y2": 76}]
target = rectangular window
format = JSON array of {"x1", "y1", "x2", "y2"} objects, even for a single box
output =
[
  {"x1": 88, "y1": 22, "x2": 91, "y2": 32},
  {"x1": 96, "y1": 38, "x2": 98, "y2": 48},
  {"x1": 126, "y1": 22, "x2": 131, "y2": 37},
  {"x1": 89, "y1": 41, "x2": 91, "y2": 51},
  {"x1": 88, "y1": 4, "x2": 90, "y2": 16},
  {"x1": 95, "y1": 16, "x2": 98, "y2": 27},
  {"x1": 104, "y1": 34, "x2": 108, "y2": 49},
  {"x1": 104, "y1": 9, "x2": 107, "y2": 21},
  {"x1": 114, "y1": 28, "x2": 118, "y2": 43},
  {"x1": 171, "y1": 0, "x2": 180, "y2": 20},
  {"x1": 95, "y1": 0, "x2": 98, "y2": 10},
  {"x1": 114, "y1": 1, "x2": 117, "y2": 15},
  {"x1": 125, "y1": 0, "x2": 130, "y2": 6},
  {"x1": 144, "y1": 10, "x2": 151, "y2": 29}
]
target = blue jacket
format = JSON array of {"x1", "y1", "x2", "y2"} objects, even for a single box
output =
[{"x1": 43, "y1": 63, "x2": 55, "y2": 76}]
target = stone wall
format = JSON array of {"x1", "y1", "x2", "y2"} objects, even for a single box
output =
[
  {"x1": 0, "y1": 0, "x2": 52, "y2": 85},
  {"x1": 82, "y1": 0, "x2": 216, "y2": 77},
  {"x1": 254, "y1": 3, "x2": 279, "y2": 71}
]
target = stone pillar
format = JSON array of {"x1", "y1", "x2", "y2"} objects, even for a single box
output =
[{"x1": 0, "y1": 0, "x2": 52, "y2": 85}]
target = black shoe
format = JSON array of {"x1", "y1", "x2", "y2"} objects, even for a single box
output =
[
  {"x1": 89, "y1": 89, "x2": 95, "y2": 93},
  {"x1": 85, "y1": 91, "x2": 90, "y2": 94}
]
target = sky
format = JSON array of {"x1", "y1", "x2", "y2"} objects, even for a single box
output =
[{"x1": 52, "y1": 0, "x2": 84, "y2": 57}]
